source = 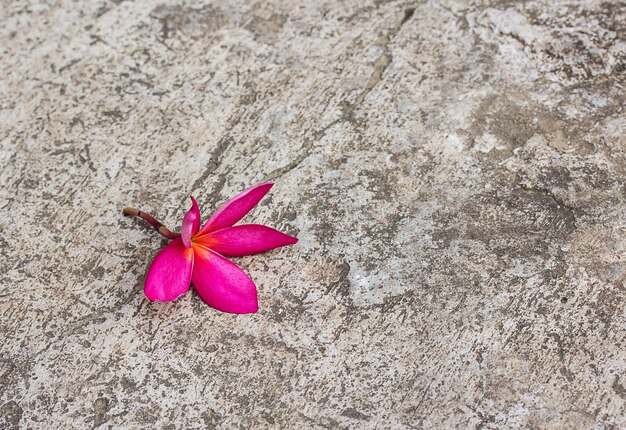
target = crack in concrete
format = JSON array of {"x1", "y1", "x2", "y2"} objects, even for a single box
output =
[
  {"x1": 519, "y1": 183, "x2": 578, "y2": 229},
  {"x1": 187, "y1": 135, "x2": 233, "y2": 199},
  {"x1": 344, "y1": 7, "x2": 416, "y2": 118},
  {"x1": 263, "y1": 6, "x2": 418, "y2": 182}
]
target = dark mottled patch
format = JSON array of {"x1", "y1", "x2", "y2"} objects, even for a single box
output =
[
  {"x1": 94, "y1": 397, "x2": 109, "y2": 427},
  {"x1": 240, "y1": 81, "x2": 259, "y2": 105},
  {"x1": 525, "y1": 2, "x2": 626, "y2": 81},
  {"x1": 151, "y1": 5, "x2": 228, "y2": 39},
  {"x1": 360, "y1": 168, "x2": 398, "y2": 202},
  {"x1": 613, "y1": 376, "x2": 626, "y2": 399},
  {"x1": 0, "y1": 401, "x2": 23, "y2": 430},
  {"x1": 269, "y1": 202, "x2": 299, "y2": 236},
  {"x1": 341, "y1": 407, "x2": 370, "y2": 420},
  {"x1": 119, "y1": 376, "x2": 137, "y2": 390},
  {"x1": 245, "y1": 13, "x2": 287, "y2": 38},
  {"x1": 101, "y1": 108, "x2": 127, "y2": 123},
  {"x1": 326, "y1": 262, "x2": 351, "y2": 298},
  {"x1": 431, "y1": 183, "x2": 576, "y2": 258},
  {"x1": 469, "y1": 96, "x2": 594, "y2": 156},
  {"x1": 594, "y1": 284, "x2": 626, "y2": 326}
]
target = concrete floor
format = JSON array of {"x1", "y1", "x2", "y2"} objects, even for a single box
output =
[{"x1": 1, "y1": 0, "x2": 625, "y2": 428}]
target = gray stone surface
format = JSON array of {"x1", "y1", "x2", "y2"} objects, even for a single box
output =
[{"x1": 1, "y1": 0, "x2": 625, "y2": 428}]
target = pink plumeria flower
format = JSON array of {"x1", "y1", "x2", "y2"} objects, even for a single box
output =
[{"x1": 123, "y1": 182, "x2": 297, "y2": 313}]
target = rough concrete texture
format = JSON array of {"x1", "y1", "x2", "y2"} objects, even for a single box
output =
[{"x1": 1, "y1": 0, "x2": 625, "y2": 428}]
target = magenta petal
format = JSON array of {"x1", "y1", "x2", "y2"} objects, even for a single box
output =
[
  {"x1": 145, "y1": 238, "x2": 194, "y2": 302},
  {"x1": 181, "y1": 196, "x2": 201, "y2": 248},
  {"x1": 191, "y1": 246, "x2": 258, "y2": 314},
  {"x1": 198, "y1": 182, "x2": 273, "y2": 234},
  {"x1": 200, "y1": 224, "x2": 298, "y2": 257}
]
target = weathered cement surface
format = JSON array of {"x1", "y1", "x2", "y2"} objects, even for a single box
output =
[{"x1": 1, "y1": 0, "x2": 625, "y2": 428}]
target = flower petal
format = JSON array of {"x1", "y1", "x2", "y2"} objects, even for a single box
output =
[
  {"x1": 145, "y1": 238, "x2": 194, "y2": 302},
  {"x1": 195, "y1": 224, "x2": 298, "y2": 257},
  {"x1": 191, "y1": 245, "x2": 258, "y2": 314},
  {"x1": 181, "y1": 196, "x2": 201, "y2": 248},
  {"x1": 198, "y1": 182, "x2": 273, "y2": 235}
]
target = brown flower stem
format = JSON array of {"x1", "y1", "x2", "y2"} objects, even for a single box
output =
[{"x1": 122, "y1": 207, "x2": 180, "y2": 240}]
